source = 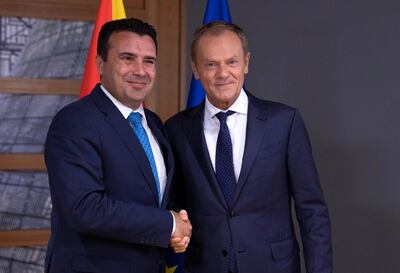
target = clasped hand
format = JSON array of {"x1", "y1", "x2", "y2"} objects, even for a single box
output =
[{"x1": 170, "y1": 210, "x2": 192, "y2": 253}]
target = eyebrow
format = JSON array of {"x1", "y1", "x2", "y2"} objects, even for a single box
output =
[
  {"x1": 119, "y1": 52, "x2": 136, "y2": 57},
  {"x1": 203, "y1": 58, "x2": 237, "y2": 65},
  {"x1": 119, "y1": 52, "x2": 156, "y2": 61}
]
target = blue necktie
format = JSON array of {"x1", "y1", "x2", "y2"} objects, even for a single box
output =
[
  {"x1": 215, "y1": 110, "x2": 238, "y2": 273},
  {"x1": 215, "y1": 110, "x2": 236, "y2": 206},
  {"x1": 128, "y1": 112, "x2": 161, "y2": 205}
]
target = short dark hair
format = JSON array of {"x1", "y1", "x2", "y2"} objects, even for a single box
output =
[
  {"x1": 97, "y1": 17, "x2": 157, "y2": 61},
  {"x1": 191, "y1": 21, "x2": 249, "y2": 62}
]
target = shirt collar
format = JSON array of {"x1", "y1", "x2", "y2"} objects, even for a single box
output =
[
  {"x1": 100, "y1": 84, "x2": 146, "y2": 120},
  {"x1": 204, "y1": 88, "x2": 248, "y2": 121}
]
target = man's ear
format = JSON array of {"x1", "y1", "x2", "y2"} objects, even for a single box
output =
[
  {"x1": 244, "y1": 52, "x2": 250, "y2": 74},
  {"x1": 96, "y1": 55, "x2": 104, "y2": 76},
  {"x1": 191, "y1": 61, "x2": 200, "y2": 80}
]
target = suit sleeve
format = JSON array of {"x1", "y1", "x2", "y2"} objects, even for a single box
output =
[
  {"x1": 45, "y1": 107, "x2": 173, "y2": 248},
  {"x1": 287, "y1": 110, "x2": 333, "y2": 273},
  {"x1": 164, "y1": 120, "x2": 186, "y2": 212}
]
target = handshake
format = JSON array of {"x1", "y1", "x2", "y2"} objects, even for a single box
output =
[{"x1": 170, "y1": 210, "x2": 192, "y2": 253}]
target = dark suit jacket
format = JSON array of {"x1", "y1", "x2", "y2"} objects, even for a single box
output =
[
  {"x1": 44, "y1": 85, "x2": 174, "y2": 273},
  {"x1": 165, "y1": 92, "x2": 332, "y2": 273}
]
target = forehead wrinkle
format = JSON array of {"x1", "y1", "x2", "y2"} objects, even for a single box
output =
[
  {"x1": 110, "y1": 32, "x2": 156, "y2": 55},
  {"x1": 203, "y1": 53, "x2": 240, "y2": 62}
]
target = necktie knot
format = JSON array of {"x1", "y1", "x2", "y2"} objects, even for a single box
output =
[
  {"x1": 128, "y1": 112, "x2": 142, "y2": 127},
  {"x1": 215, "y1": 110, "x2": 235, "y2": 124}
]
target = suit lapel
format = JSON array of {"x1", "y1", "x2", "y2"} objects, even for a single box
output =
[
  {"x1": 185, "y1": 104, "x2": 229, "y2": 210},
  {"x1": 233, "y1": 93, "x2": 270, "y2": 206},
  {"x1": 91, "y1": 86, "x2": 159, "y2": 205}
]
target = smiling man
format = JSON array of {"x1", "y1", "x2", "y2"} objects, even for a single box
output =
[
  {"x1": 44, "y1": 18, "x2": 191, "y2": 273},
  {"x1": 165, "y1": 22, "x2": 332, "y2": 273}
]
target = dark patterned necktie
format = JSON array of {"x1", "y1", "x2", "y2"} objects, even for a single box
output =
[
  {"x1": 128, "y1": 112, "x2": 161, "y2": 206},
  {"x1": 215, "y1": 110, "x2": 238, "y2": 273},
  {"x1": 215, "y1": 110, "x2": 236, "y2": 206}
]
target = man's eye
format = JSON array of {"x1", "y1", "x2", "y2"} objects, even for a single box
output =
[
  {"x1": 206, "y1": 63, "x2": 216, "y2": 68},
  {"x1": 229, "y1": 60, "x2": 238, "y2": 65},
  {"x1": 122, "y1": 56, "x2": 133, "y2": 61},
  {"x1": 144, "y1": 59, "x2": 156, "y2": 65}
]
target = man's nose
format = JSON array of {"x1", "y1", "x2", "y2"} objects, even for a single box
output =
[
  {"x1": 216, "y1": 64, "x2": 229, "y2": 77},
  {"x1": 132, "y1": 60, "x2": 146, "y2": 75}
]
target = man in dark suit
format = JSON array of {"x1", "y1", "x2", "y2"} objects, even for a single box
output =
[
  {"x1": 165, "y1": 22, "x2": 332, "y2": 273},
  {"x1": 44, "y1": 18, "x2": 191, "y2": 273}
]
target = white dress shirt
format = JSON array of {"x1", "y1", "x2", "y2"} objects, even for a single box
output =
[
  {"x1": 203, "y1": 89, "x2": 248, "y2": 181},
  {"x1": 101, "y1": 85, "x2": 167, "y2": 200}
]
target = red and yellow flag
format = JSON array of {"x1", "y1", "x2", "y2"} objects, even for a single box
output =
[{"x1": 80, "y1": 0, "x2": 126, "y2": 98}]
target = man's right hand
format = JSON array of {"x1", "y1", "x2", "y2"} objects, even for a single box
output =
[{"x1": 170, "y1": 210, "x2": 192, "y2": 253}]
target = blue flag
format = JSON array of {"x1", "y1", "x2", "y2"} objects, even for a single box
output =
[{"x1": 186, "y1": 0, "x2": 232, "y2": 108}]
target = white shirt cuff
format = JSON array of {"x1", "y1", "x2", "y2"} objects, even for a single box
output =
[{"x1": 170, "y1": 211, "x2": 176, "y2": 236}]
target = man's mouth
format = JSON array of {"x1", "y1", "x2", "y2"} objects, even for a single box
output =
[
  {"x1": 127, "y1": 81, "x2": 147, "y2": 89},
  {"x1": 215, "y1": 81, "x2": 234, "y2": 87},
  {"x1": 124, "y1": 75, "x2": 149, "y2": 86}
]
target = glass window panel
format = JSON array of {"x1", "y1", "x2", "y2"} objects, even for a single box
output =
[
  {"x1": 0, "y1": 246, "x2": 46, "y2": 272},
  {"x1": 0, "y1": 94, "x2": 77, "y2": 153},
  {"x1": 0, "y1": 171, "x2": 50, "y2": 230},
  {"x1": 0, "y1": 16, "x2": 93, "y2": 79}
]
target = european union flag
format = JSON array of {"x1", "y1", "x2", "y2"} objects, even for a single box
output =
[{"x1": 186, "y1": 0, "x2": 232, "y2": 109}]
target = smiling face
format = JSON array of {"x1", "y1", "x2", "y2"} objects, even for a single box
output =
[
  {"x1": 192, "y1": 30, "x2": 250, "y2": 110},
  {"x1": 96, "y1": 31, "x2": 156, "y2": 110}
]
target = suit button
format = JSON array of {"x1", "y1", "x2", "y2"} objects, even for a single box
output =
[
  {"x1": 221, "y1": 249, "x2": 228, "y2": 257},
  {"x1": 229, "y1": 211, "x2": 236, "y2": 217}
]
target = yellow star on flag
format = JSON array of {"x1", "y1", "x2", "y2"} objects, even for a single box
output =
[{"x1": 165, "y1": 265, "x2": 178, "y2": 273}]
